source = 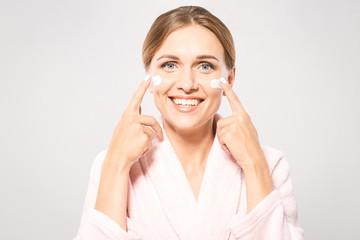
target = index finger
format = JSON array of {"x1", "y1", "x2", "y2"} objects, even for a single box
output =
[
  {"x1": 127, "y1": 74, "x2": 152, "y2": 113},
  {"x1": 219, "y1": 79, "x2": 247, "y2": 115}
]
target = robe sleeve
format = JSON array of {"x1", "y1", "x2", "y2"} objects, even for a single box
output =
[
  {"x1": 74, "y1": 150, "x2": 143, "y2": 240},
  {"x1": 228, "y1": 154, "x2": 304, "y2": 240}
]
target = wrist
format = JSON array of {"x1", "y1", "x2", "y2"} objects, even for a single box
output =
[
  {"x1": 103, "y1": 156, "x2": 132, "y2": 174},
  {"x1": 241, "y1": 157, "x2": 269, "y2": 173},
  {"x1": 242, "y1": 160, "x2": 273, "y2": 191}
]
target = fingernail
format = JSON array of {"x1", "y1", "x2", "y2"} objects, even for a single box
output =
[
  {"x1": 220, "y1": 77, "x2": 228, "y2": 84},
  {"x1": 144, "y1": 74, "x2": 151, "y2": 82}
]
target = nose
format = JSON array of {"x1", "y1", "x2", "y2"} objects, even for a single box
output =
[{"x1": 176, "y1": 68, "x2": 199, "y2": 92}]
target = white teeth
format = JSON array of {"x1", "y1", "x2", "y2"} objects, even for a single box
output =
[{"x1": 171, "y1": 98, "x2": 201, "y2": 107}]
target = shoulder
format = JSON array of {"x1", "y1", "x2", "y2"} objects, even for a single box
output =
[
  {"x1": 261, "y1": 145, "x2": 292, "y2": 188},
  {"x1": 89, "y1": 148, "x2": 109, "y2": 185}
]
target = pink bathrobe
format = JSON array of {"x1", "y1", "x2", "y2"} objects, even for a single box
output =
[{"x1": 74, "y1": 114, "x2": 304, "y2": 240}]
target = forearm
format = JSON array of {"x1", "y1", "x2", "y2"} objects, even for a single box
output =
[
  {"x1": 242, "y1": 158, "x2": 274, "y2": 213},
  {"x1": 94, "y1": 158, "x2": 131, "y2": 232}
]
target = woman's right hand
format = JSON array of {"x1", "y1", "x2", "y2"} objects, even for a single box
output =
[{"x1": 104, "y1": 75, "x2": 164, "y2": 170}]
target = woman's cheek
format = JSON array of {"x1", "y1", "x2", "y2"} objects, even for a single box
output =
[{"x1": 151, "y1": 75, "x2": 173, "y2": 92}]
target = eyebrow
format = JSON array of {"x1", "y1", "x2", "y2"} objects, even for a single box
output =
[{"x1": 156, "y1": 54, "x2": 219, "y2": 62}]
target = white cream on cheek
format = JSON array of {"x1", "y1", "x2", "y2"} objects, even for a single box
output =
[
  {"x1": 210, "y1": 79, "x2": 221, "y2": 89},
  {"x1": 210, "y1": 77, "x2": 227, "y2": 89},
  {"x1": 152, "y1": 75, "x2": 162, "y2": 86}
]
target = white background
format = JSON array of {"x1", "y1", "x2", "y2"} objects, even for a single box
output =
[{"x1": 1, "y1": 0, "x2": 359, "y2": 239}]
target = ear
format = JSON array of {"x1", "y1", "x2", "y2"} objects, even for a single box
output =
[{"x1": 223, "y1": 66, "x2": 236, "y2": 96}]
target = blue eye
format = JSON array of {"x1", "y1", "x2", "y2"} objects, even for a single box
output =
[
  {"x1": 160, "y1": 61, "x2": 215, "y2": 72},
  {"x1": 161, "y1": 62, "x2": 177, "y2": 71},
  {"x1": 166, "y1": 63, "x2": 175, "y2": 69},
  {"x1": 200, "y1": 63, "x2": 215, "y2": 71},
  {"x1": 201, "y1": 64, "x2": 211, "y2": 71}
]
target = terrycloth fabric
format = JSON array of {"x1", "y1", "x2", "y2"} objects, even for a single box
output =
[{"x1": 74, "y1": 114, "x2": 304, "y2": 240}]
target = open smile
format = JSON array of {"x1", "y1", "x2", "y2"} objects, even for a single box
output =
[{"x1": 168, "y1": 96, "x2": 205, "y2": 113}]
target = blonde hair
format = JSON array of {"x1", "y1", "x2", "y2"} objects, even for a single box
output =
[{"x1": 142, "y1": 6, "x2": 235, "y2": 71}]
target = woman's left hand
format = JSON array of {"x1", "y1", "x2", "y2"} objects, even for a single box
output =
[{"x1": 216, "y1": 80, "x2": 266, "y2": 169}]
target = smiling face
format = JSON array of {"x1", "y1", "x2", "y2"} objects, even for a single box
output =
[{"x1": 147, "y1": 24, "x2": 234, "y2": 131}]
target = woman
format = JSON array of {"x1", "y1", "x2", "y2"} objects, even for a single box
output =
[{"x1": 74, "y1": 6, "x2": 304, "y2": 240}]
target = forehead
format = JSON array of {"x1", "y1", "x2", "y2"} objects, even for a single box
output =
[{"x1": 153, "y1": 24, "x2": 225, "y2": 61}]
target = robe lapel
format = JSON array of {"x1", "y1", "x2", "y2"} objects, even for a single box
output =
[
  {"x1": 192, "y1": 124, "x2": 243, "y2": 239},
  {"x1": 143, "y1": 114, "x2": 243, "y2": 240}
]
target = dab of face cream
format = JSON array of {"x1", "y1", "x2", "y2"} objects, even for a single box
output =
[
  {"x1": 210, "y1": 77, "x2": 227, "y2": 89},
  {"x1": 152, "y1": 75, "x2": 162, "y2": 86},
  {"x1": 210, "y1": 79, "x2": 221, "y2": 89}
]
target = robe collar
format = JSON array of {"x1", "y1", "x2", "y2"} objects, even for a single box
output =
[{"x1": 142, "y1": 114, "x2": 244, "y2": 240}]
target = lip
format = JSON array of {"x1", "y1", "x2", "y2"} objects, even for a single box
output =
[
  {"x1": 169, "y1": 95, "x2": 205, "y2": 100},
  {"x1": 168, "y1": 96, "x2": 204, "y2": 113}
]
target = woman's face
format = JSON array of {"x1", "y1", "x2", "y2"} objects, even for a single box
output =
[{"x1": 148, "y1": 24, "x2": 234, "y2": 131}]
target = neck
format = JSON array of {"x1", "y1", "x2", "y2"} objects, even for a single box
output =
[{"x1": 163, "y1": 116, "x2": 216, "y2": 170}]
